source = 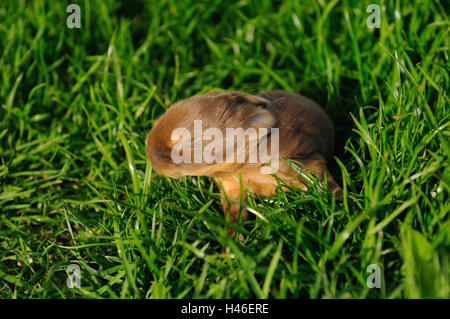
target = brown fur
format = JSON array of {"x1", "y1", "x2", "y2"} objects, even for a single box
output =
[{"x1": 146, "y1": 90, "x2": 342, "y2": 241}]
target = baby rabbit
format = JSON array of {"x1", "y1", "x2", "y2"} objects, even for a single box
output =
[{"x1": 146, "y1": 90, "x2": 342, "y2": 241}]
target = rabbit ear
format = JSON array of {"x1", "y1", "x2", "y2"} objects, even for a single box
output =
[
  {"x1": 219, "y1": 92, "x2": 277, "y2": 130},
  {"x1": 250, "y1": 107, "x2": 276, "y2": 128}
]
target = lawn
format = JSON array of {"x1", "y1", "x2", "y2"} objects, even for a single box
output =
[{"x1": 0, "y1": 0, "x2": 448, "y2": 299}]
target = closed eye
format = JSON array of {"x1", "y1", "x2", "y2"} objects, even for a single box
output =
[{"x1": 158, "y1": 151, "x2": 172, "y2": 161}]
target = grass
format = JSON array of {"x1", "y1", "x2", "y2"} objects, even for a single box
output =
[{"x1": 0, "y1": 0, "x2": 448, "y2": 299}]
